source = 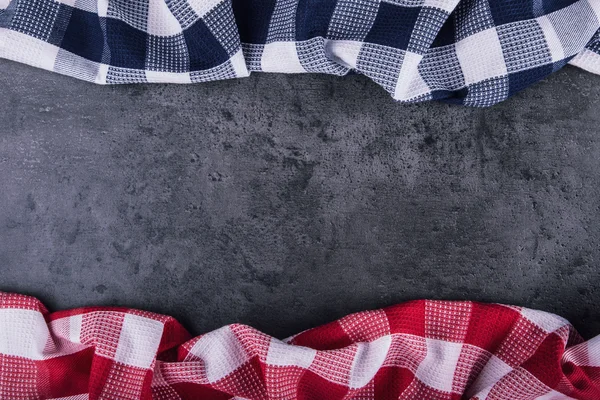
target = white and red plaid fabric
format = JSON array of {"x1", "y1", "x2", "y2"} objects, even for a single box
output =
[{"x1": 1, "y1": 292, "x2": 599, "y2": 399}]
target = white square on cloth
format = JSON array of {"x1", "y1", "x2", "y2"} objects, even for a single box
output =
[
  {"x1": 146, "y1": 70, "x2": 192, "y2": 83},
  {"x1": 0, "y1": 309, "x2": 49, "y2": 360},
  {"x1": 349, "y1": 335, "x2": 392, "y2": 389},
  {"x1": 187, "y1": 326, "x2": 249, "y2": 383},
  {"x1": 266, "y1": 338, "x2": 317, "y2": 368},
  {"x1": 147, "y1": 0, "x2": 184, "y2": 37},
  {"x1": 187, "y1": 0, "x2": 224, "y2": 18},
  {"x1": 114, "y1": 314, "x2": 164, "y2": 369},
  {"x1": 414, "y1": 338, "x2": 462, "y2": 393},
  {"x1": 456, "y1": 27, "x2": 507, "y2": 85},
  {"x1": 465, "y1": 353, "x2": 512, "y2": 399},
  {"x1": 261, "y1": 42, "x2": 306, "y2": 73}
]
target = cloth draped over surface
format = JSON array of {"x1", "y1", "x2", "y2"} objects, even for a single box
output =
[
  {"x1": 0, "y1": 292, "x2": 599, "y2": 399},
  {"x1": 0, "y1": 0, "x2": 600, "y2": 106}
]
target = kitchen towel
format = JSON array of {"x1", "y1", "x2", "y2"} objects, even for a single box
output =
[
  {"x1": 0, "y1": 292, "x2": 598, "y2": 399},
  {"x1": 1, "y1": 0, "x2": 600, "y2": 106}
]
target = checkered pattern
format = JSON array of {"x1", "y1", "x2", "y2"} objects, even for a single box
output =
[
  {"x1": 1, "y1": 0, "x2": 600, "y2": 106},
  {"x1": 0, "y1": 293, "x2": 599, "y2": 399}
]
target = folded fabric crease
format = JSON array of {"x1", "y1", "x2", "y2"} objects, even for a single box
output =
[
  {"x1": 1, "y1": 0, "x2": 600, "y2": 106},
  {"x1": 0, "y1": 292, "x2": 599, "y2": 399}
]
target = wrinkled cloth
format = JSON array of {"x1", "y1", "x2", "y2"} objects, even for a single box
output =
[
  {"x1": 0, "y1": 292, "x2": 599, "y2": 399},
  {"x1": 0, "y1": 0, "x2": 600, "y2": 106}
]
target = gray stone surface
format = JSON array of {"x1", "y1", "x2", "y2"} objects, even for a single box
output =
[{"x1": 1, "y1": 59, "x2": 599, "y2": 339}]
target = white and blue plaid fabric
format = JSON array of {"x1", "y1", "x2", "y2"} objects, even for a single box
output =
[{"x1": 1, "y1": 0, "x2": 600, "y2": 106}]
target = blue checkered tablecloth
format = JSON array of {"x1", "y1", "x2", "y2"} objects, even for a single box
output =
[{"x1": 1, "y1": 0, "x2": 599, "y2": 106}]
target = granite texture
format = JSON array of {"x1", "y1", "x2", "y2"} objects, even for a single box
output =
[{"x1": 1, "y1": 60, "x2": 599, "y2": 338}]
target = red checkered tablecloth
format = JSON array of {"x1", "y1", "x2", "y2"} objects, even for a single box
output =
[{"x1": 0, "y1": 292, "x2": 598, "y2": 399}]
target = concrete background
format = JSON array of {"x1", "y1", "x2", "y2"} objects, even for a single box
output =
[{"x1": 1, "y1": 59, "x2": 599, "y2": 339}]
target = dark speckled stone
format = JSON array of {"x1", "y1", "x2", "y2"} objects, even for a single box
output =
[{"x1": 1, "y1": 59, "x2": 600, "y2": 338}]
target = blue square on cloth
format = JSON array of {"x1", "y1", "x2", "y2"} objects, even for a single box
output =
[
  {"x1": 106, "y1": 18, "x2": 147, "y2": 69},
  {"x1": 106, "y1": 66, "x2": 147, "y2": 83},
  {"x1": 357, "y1": 43, "x2": 404, "y2": 94},
  {"x1": 183, "y1": 19, "x2": 230, "y2": 71},
  {"x1": 107, "y1": 0, "x2": 148, "y2": 32},
  {"x1": 364, "y1": 2, "x2": 421, "y2": 50},
  {"x1": 204, "y1": 1, "x2": 240, "y2": 56},
  {"x1": 463, "y1": 76, "x2": 509, "y2": 107},
  {"x1": 418, "y1": 46, "x2": 465, "y2": 91},
  {"x1": 61, "y1": 7, "x2": 105, "y2": 63},
  {"x1": 147, "y1": 34, "x2": 189, "y2": 72},
  {"x1": 431, "y1": 89, "x2": 465, "y2": 104},
  {"x1": 190, "y1": 60, "x2": 237, "y2": 82},
  {"x1": 454, "y1": 0, "x2": 495, "y2": 41},
  {"x1": 10, "y1": 0, "x2": 59, "y2": 41},
  {"x1": 295, "y1": 0, "x2": 338, "y2": 41},
  {"x1": 488, "y1": 0, "x2": 535, "y2": 25},
  {"x1": 297, "y1": 37, "x2": 348, "y2": 74},
  {"x1": 47, "y1": 4, "x2": 72, "y2": 47},
  {"x1": 408, "y1": 7, "x2": 451, "y2": 54},
  {"x1": 326, "y1": 0, "x2": 380, "y2": 42},
  {"x1": 431, "y1": 15, "x2": 456, "y2": 48},
  {"x1": 507, "y1": 64, "x2": 552, "y2": 96},
  {"x1": 232, "y1": 0, "x2": 276, "y2": 44},
  {"x1": 535, "y1": 0, "x2": 578, "y2": 16},
  {"x1": 587, "y1": 31, "x2": 600, "y2": 53},
  {"x1": 165, "y1": 0, "x2": 200, "y2": 29},
  {"x1": 497, "y1": 20, "x2": 552, "y2": 73}
]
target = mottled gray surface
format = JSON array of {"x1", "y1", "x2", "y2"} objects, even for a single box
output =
[{"x1": 1, "y1": 59, "x2": 599, "y2": 338}]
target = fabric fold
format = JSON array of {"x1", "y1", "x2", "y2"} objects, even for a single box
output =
[
  {"x1": 0, "y1": 292, "x2": 599, "y2": 399},
  {"x1": 1, "y1": 0, "x2": 600, "y2": 106}
]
